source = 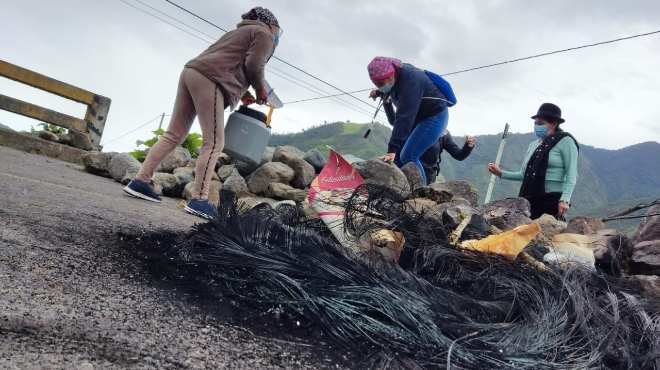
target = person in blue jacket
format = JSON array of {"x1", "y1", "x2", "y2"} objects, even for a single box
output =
[{"x1": 367, "y1": 56, "x2": 454, "y2": 186}]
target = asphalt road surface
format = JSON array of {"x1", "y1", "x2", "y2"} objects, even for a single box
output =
[{"x1": 0, "y1": 146, "x2": 350, "y2": 369}]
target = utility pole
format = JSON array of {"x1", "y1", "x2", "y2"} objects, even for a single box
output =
[
  {"x1": 484, "y1": 123, "x2": 510, "y2": 205},
  {"x1": 157, "y1": 113, "x2": 166, "y2": 130}
]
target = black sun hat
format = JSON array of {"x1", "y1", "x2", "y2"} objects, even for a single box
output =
[{"x1": 531, "y1": 103, "x2": 565, "y2": 124}]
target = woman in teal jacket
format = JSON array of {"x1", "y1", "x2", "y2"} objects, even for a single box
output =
[{"x1": 488, "y1": 103, "x2": 579, "y2": 220}]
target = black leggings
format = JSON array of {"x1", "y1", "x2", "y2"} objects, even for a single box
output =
[{"x1": 525, "y1": 192, "x2": 562, "y2": 220}]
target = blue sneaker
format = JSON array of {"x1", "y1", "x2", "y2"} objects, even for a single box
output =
[
  {"x1": 123, "y1": 179, "x2": 161, "y2": 203},
  {"x1": 184, "y1": 199, "x2": 218, "y2": 220}
]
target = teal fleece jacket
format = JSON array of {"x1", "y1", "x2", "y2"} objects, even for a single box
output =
[{"x1": 501, "y1": 137, "x2": 579, "y2": 203}]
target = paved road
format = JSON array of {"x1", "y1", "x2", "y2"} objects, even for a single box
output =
[{"x1": 0, "y1": 146, "x2": 348, "y2": 369}]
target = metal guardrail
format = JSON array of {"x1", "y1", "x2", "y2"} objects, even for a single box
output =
[{"x1": 0, "y1": 59, "x2": 111, "y2": 150}]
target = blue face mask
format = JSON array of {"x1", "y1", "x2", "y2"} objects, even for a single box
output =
[
  {"x1": 378, "y1": 81, "x2": 394, "y2": 94},
  {"x1": 273, "y1": 33, "x2": 280, "y2": 47},
  {"x1": 534, "y1": 125, "x2": 548, "y2": 139}
]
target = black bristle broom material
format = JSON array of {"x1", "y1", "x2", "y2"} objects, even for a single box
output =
[{"x1": 133, "y1": 186, "x2": 659, "y2": 369}]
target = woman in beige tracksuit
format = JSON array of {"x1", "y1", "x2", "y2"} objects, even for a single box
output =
[{"x1": 124, "y1": 7, "x2": 281, "y2": 219}]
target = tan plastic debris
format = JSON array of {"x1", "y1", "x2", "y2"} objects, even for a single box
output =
[
  {"x1": 543, "y1": 233, "x2": 596, "y2": 269},
  {"x1": 461, "y1": 223, "x2": 541, "y2": 261},
  {"x1": 359, "y1": 229, "x2": 406, "y2": 263}
]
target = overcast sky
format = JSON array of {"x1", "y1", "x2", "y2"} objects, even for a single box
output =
[{"x1": 2, "y1": 0, "x2": 659, "y2": 152}]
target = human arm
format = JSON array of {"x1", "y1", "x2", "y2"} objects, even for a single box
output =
[
  {"x1": 387, "y1": 75, "x2": 424, "y2": 154},
  {"x1": 245, "y1": 30, "x2": 275, "y2": 102},
  {"x1": 499, "y1": 142, "x2": 536, "y2": 181},
  {"x1": 558, "y1": 138, "x2": 579, "y2": 204},
  {"x1": 443, "y1": 135, "x2": 474, "y2": 161}
]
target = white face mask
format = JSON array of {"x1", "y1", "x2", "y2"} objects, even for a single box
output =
[{"x1": 378, "y1": 81, "x2": 394, "y2": 94}]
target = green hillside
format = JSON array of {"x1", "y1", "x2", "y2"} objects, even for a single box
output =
[
  {"x1": 269, "y1": 122, "x2": 660, "y2": 225},
  {"x1": 269, "y1": 122, "x2": 391, "y2": 160}
]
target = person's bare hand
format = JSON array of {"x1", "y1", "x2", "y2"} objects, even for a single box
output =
[
  {"x1": 241, "y1": 91, "x2": 256, "y2": 105},
  {"x1": 381, "y1": 153, "x2": 396, "y2": 163},
  {"x1": 369, "y1": 89, "x2": 382, "y2": 100},
  {"x1": 256, "y1": 88, "x2": 269, "y2": 105},
  {"x1": 488, "y1": 163, "x2": 502, "y2": 177},
  {"x1": 465, "y1": 135, "x2": 476, "y2": 148},
  {"x1": 558, "y1": 201, "x2": 570, "y2": 217}
]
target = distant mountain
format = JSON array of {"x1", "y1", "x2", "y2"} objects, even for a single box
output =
[
  {"x1": 269, "y1": 122, "x2": 391, "y2": 160},
  {"x1": 270, "y1": 122, "x2": 660, "y2": 228}
]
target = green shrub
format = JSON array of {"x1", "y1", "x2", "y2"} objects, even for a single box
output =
[
  {"x1": 182, "y1": 132, "x2": 202, "y2": 158},
  {"x1": 32, "y1": 122, "x2": 68, "y2": 135},
  {"x1": 130, "y1": 128, "x2": 203, "y2": 162}
]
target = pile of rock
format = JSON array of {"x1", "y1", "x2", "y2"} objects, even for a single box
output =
[
  {"x1": 630, "y1": 204, "x2": 660, "y2": 276},
  {"x1": 34, "y1": 129, "x2": 94, "y2": 150},
  {"x1": 81, "y1": 144, "x2": 658, "y2": 291},
  {"x1": 82, "y1": 145, "x2": 328, "y2": 210}
]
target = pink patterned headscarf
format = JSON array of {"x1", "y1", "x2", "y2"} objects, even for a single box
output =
[{"x1": 367, "y1": 56, "x2": 402, "y2": 84}]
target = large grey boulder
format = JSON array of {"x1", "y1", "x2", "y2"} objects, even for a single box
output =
[
  {"x1": 247, "y1": 162, "x2": 295, "y2": 195},
  {"x1": 304, "y1": 149, "x2": 327, "y2": 172},
  {"x1": 82, "y1": 151, "x2": 117, "y2": 178},
  {"x1": 153, "y1": 172, "x2": 180, "y2": 198},
  {"x1": 260, "y1": 146, "x2": 276, "y2": 165},
  {"x1": 265, "y1": 182, "x2": 307, "y2": 202},
  {"x1": 535, "y1": 214, "x2": 567, "y2": 245},
  {"x1": 109, "y1": 153, "x2": 141, "y2": 182},
  {"x1": 479, "y1": 197, "x2": 532, "y2": 231},
  {"x1": 275, "y1": 145, "x2": 305, "y2": 158},
  {"x1": 353, "y1": 160, "x2": 409, "y2": 196},
  {"x1": 401, "y1": 162, "x2": 424, "y2": 191},
  {"x1": 217, "y1": 164, "x2": 241, "y2": 182},
  {"x1": 192, "y1": 165, "x2": 220, "y2": 182},
  {"x1": 628, "y1": 275, "x2": 660, "y2": 297},
  {"x1": 273, "y1": 146, "x2": 315, "y2": 189},
  {"x1": 223, "y1": 173, "x2": 249, "y2": 194},
  {"x1": 215, "y1": 153, "x2": 231, "y2": 170},
  {"x1": 404, "y1": 198, "x2": 442, "y2": 215},
  {"x1": 157, "y1": 146, "x2": 192, "y2": 173},
  {"x1": 590, "y1": 229, "x2": 632, "y2": 276},
  {"x1": 38, "y1": 130, "x2": 59, "y2": 142},
  {"x1": 630, "y1": 240, "x2": 660, "y2": 276},
  {"x1": 565, "y1": 216, "x2": 605, "y2": 235},
  {"x1": 431, "y1": 181, "x2": 479, "y2": 207},
  {"x1": 634, "y1": 205, "x2": 660, "y2": 244},
  {"x1": 173, "y1": 167, "x2": 194, "y2": 186},
  {"x1": 233, "y1": 159, "x2": 259, "y2": 177},
  {"x1": 411, "y1": 186, "x2": 454, "y2": 204},
  {"x1": 442, "y1": 205, "x2": 479, "y2": 230},
  {"x1": 60, "y1": 130, "x2": 94, "y2": 150}
]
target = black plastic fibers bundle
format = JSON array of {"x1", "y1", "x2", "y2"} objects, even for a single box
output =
[{"x1": 139, "y1": 187, "x2": 659, "y2": 369}]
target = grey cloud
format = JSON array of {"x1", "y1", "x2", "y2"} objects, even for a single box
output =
[{"x1": 1, "y1": 0, "x2": 659, "y2": 150}]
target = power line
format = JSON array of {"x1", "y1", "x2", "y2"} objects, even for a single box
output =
[
  {"x1": 131, "y1": 0, "x2": 219, "y2": 41},
  {"x1": 285, "y1": 89, "x2": 370, "y2": 105},
  {"x1": 268, "y1": 66, "x2": 375, "y2": 116},
  {"x1": 283, "y1": 29, "x2": 660, "y2": 104},
  {"x1": 118, "y1": 0, "x2": 211, "y2": 44},
  {"x1": 117, "y1": 0, "x2": 381, "y2": 120},
  {"x1": 103, "y1": 114, "x2": 166, "y2": 145},
  {"x1": 161, "y1": 0, "x2": 379, "y2": 112}
]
